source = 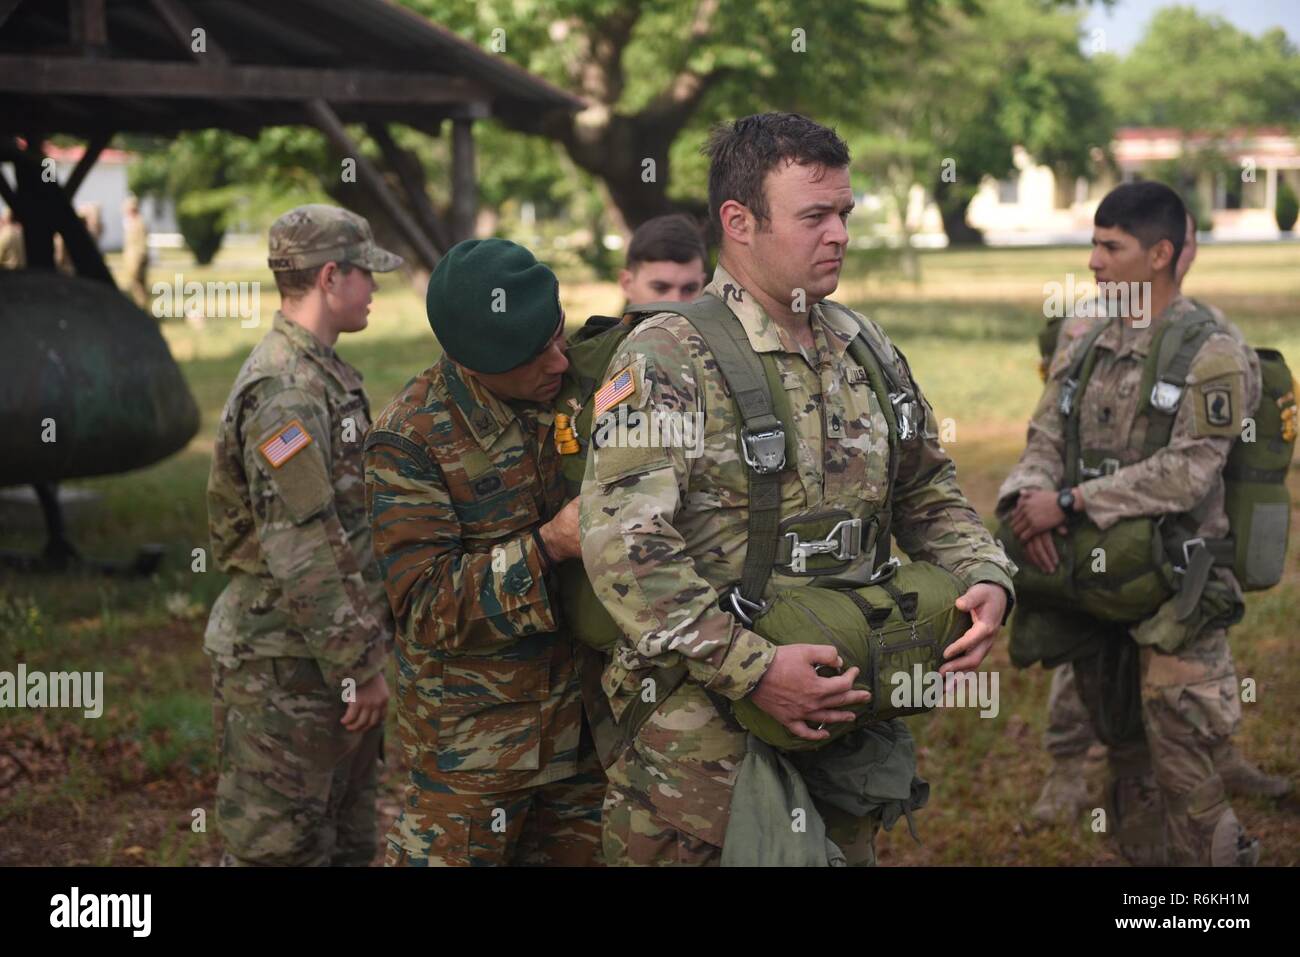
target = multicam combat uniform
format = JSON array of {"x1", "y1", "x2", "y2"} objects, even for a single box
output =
[
  {"x1": 580, "y1": 264, "x2": 1015, "y2": 865},
  {"x1": 206, "y1": 311, "x2": 393, "y2": 866},
  {"x1": 998, "y1": 294, "x2": 1262, "y2": 865},
  {"x1": 365, "y1": 356, "x2": 606, "y2": 866}
]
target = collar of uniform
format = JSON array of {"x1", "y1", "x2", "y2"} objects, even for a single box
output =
[
  {"x1": 705, "y1": 263, "x2": 855, "y2": 362},
  {"x1": 438, "y1": 354, "x2": 518, "y2": 449},
  {"x1": 273, "y1": 310, "x2": 364, "y2": 392},
  {"x1": 704, "y1": 264, "x2": 788, "y2": 353},
  {"x1": 1095, "y1": 293, "x2": 1186, "y2": 360},
  {"x1": 273, "y1": 310, "x2": 335, "y2": 360}
]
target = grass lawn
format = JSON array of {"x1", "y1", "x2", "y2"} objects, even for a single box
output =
[{"x1": 2, "y1": 241, "x2": 1297, "y2": 865}]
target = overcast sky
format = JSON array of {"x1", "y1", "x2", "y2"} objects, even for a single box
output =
[{"x1": 1082, "y1": 0, "x2": 1299, "y2": 54}]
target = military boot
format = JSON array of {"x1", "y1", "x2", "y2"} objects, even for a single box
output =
[
  {"x1": 1029, "y1": 754, "x2": 1091, "y2": 830},
  {"x1": 1112, "y1": 773, "x2": 1168, "y2": 866},
  {"x1": 1216, "y1": 743, "x2": 1293, "y2": 800}
]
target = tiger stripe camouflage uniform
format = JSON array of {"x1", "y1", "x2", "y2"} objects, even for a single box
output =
[
  {"x1": 206, "y1": 310, "x2": 393, "y2": 866},
  {"x1": 365, "y1": 356, "x2": 606, "y2": 866},
  {"x1": 580, "y1": 265, "x2": 1016, "y2": 865},
  {"x1": 998, "y1": 294, "x2": 1263, "y2": 865}
]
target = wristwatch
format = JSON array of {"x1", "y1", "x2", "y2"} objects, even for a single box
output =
[{"x1": 1057, "y1": 487, "x2": 1076, "y2": 514}]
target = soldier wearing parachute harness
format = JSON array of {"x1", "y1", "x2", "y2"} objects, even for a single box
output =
[
  {"x1": 571, "y1": 113, "x2": 1016, "y2": 866},
  {"x1": 997, "y1": 182, "x2": 1296, "y2": 866},
  {"x1": 1027, "y1": 211, "x2": 1293, "y2": 830}
]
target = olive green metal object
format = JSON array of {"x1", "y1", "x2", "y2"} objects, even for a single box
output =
[{"x1": 0, "y1": 271, "x2": 199, "y2": 487}]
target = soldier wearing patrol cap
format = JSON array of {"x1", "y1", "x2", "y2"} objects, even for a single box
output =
[
  {"x1": 364, "y1": 238, "x2": 609, "y2": 866},
  {"x1": 205, "y1": 204, "x2": 403, "y2": 866}
]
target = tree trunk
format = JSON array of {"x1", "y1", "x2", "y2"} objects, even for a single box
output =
[{"x1": 932, "y1": 178, "x2": 985, "y2": 246}]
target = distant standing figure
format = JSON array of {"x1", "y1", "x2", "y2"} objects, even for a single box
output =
[
  {"x1": 0, "y1": 207, "x2": 25, "y2": 270},
  {"x1": 122, "y1": 195, "x2": 149, "y2": 309}
]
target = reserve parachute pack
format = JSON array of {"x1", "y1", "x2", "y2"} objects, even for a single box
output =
[
  {"x1": 554, "y1": 295, "x2": 972, "y2": 749},
  {"x1": 1001, "y1": 304, "x2": 1296, "y2": 629}
]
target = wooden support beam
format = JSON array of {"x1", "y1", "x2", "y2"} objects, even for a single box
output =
[
  {"x1": 62, "y1": 130, "x2": 111, "y2": 198},
  {"x1": 68, "y1": 0, "x2": 107, "y2": 56},
  {"x1": 0, "y1": 55, "x2": 491, "y2": 105},
  {"x1": 2, "y1": 139, "x2": 113, "y2": 282},
  {"x1": 366, "y1": 122, "x2": 451, "y2": 253},
  {"x1": 148, "y1": 0, "x2": 229, "y2": 64},
  {"x1": 306, "y1": 99, "x2": 439, "y2": 272},
  {"x1": 0, "y1": 0, "x2": 27, "y2": 32},
  {"x1": 451, "y1": 117, "x2": 478, "y2": 243}
]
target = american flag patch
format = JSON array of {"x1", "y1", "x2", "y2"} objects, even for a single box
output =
[
  {"x1": 593, "y1": 366, "x2": 636, "y2": 418},
  {"x1": 259, "y1": 419, "x2": 313, "y2": 468}
]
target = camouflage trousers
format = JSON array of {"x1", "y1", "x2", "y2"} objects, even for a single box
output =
[
  {"x1": 602, "y1": 683, "x2": 883, "y2": 867},
  {"x1": 384, "y1": 750, "x2": 605, "y2": 866},
  {"x1": 212, "y1": 655, "x2": 382, "y2": 867},
  {"x1": 1073, "y1": 628, "x2": 1248, "y2": 866},
  {"x1": 1043, "y1": 663, "x2": 1097, "y2": 760},
  {"x1": 603, "y1": 754, "x2": 885, "y2": 867}
]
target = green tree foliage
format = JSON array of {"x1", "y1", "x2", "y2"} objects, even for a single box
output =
[
  {"x1": 401, "y1": 0, "x2": 1009, "y2": 229},
  {"x1": 1101, "y1": 6, "x2": 1300, "y2": 129},
  {"x1": 1278, "y1": 181, "x2": 1299, "y2": 233},
  {"x1": 854, "y1": 0, "x2": 1112, "y2": 246}
]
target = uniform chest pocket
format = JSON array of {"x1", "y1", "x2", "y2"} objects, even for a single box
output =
[
  {"x1": 436, "y1": 656, "x2": 551, "y2": 773},
  {"x1": 446, "y1": 450, "x2": 540, "y2": 543},
  {"x1": 333, "y1": 396, "x2": 371, "y2": 455},
  {"x1": 824, "y1": 378, "x2": 890, "y2": 504}
]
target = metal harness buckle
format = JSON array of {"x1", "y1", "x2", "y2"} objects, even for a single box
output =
[
  {"x1": 890, "y1": 392, "x2": 918, "y2": 441},
  {"x1": 725, "y1": 591, "x2": 767, "y2": 628},
  {"x1": 1058, "y1": 379, "x2": 1079, "y2": 416},
  {"x1": 1150, "y1": 380, "x2": 1184, "y2": 413},
  {"x1": 740, "y1": 426, "x2": 786, "y2": 474},
  {"x1": 1179, "y1": 537, "x2": 1206, "y2": 572},
  {"x1": 1079, "y1": 457, "x2": 1121, "y2": 479},
  {"x1": 783, "y1": 519, "x2": 862, "y2": 568}
]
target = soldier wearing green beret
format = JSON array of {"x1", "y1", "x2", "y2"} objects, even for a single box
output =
[
  {"x1": 206, "y1": 204, "x2": 402, "y2": 865},
  {"x1": 365, "y1": 238, "x2": 609, "y2": 866}
]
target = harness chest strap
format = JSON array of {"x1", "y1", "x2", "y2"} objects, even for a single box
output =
[{"x1": 611, "y1": 295, "x2": 912, "y2": 742}]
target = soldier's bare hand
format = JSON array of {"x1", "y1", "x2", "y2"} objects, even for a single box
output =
[
  {"x1": 747, "y1": 644, "x2": 871, "y2": 741},
  {"x1": 1023, "y1": 530, "x2": 1059, "y2": 574},
  {"x1": 940, "y1": 583, "x2": 1007, "y2": 675},
  {"x1": 539, "y1": 497, "x2": 582, "y2": 562},
  {"x1": 1010, "y1": 488, "x2": 1066, "y2": 540},
  {"x1": 341, "y1": 672, "x2": 389, "y2": 732}
]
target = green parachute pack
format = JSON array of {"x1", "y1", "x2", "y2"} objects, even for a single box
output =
[
  {"x1": 553, "y1": 296, "x2": 972, "y2": 750},
  {"x1": 1001, "y1": 305, "x2": 1296, "y2": 644}
]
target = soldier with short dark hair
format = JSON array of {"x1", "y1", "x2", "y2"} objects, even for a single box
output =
[
  {"x1": 1029, "y1": 210, "x2": 1291, "y2": 828},
  {"x1": 619, "y1": 213, "x2": 708, "y2": 312},
  {"x1": 581, "y1": 113, "x2": 1015, "y2": 866},
  {"x1": 206, "y1": 204, "x2": 401, "y2": 866},
  {"x1": 1000, "y1": 182, "x2": 1265, "y2": 865}
]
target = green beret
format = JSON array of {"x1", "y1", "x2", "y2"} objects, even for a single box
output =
[{"x1": 426, "y1": 238, "x2": 561, "y2": 374}]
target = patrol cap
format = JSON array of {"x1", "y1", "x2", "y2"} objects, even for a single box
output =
[
  {"x1": 426, "y1": 238, "x2": 562, "y2": 374},
  {"x1": 267, "y1": 204, "x2": 404, "y2": 273}
]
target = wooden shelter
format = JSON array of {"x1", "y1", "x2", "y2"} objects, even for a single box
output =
[{"x1": 0, "y1": 0, "x2": 583, "y2": 277}]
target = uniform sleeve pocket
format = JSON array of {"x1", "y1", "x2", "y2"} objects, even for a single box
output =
[{"x1": 436, "y1": 656, "x2": 550, "y2": 773}]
